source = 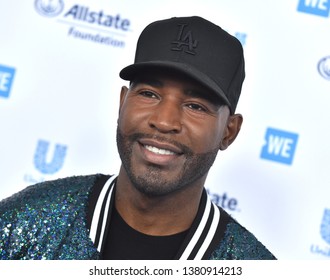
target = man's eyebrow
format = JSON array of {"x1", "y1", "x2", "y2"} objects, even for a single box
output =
[
  {"x1": 184, "y1": 89, "x2": 207, "y2": 99},
  {"x1": 185, "y1": 89, "x2": 224, "y2": 106},
  {"x1": 130, "y1": 77, "x2": 163, "y2": 88}
]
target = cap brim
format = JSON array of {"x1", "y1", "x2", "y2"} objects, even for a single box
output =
[{"x1": 119, "y1": 61, "x2": 231, "y2": 108}]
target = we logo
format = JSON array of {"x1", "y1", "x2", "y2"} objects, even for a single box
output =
[
  {"x1": 297, "y1": 0, "x2": 330, "y2": 18},
  {"x1": 0, "y1": 65, "x2": 16, "y2": 98},
  {"x1": 260, "y1": 128, "x2": 299, "y2": 165}
]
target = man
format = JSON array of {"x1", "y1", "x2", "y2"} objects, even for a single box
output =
[{"x1": 0, "y1": 16, "x2": 275, "y2": 260}]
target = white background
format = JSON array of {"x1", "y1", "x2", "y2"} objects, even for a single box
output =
[{"x1": 0, "y1": 0, "x2": 330, "y2": 260}]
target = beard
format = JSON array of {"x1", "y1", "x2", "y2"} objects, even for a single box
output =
[{"x1": 116, "y1": 127, "x2": 219, "y2": 197}]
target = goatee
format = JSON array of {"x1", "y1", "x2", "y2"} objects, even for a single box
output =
[{"x1": 116, "y1": 127, "x2": 219, "y2": 197}]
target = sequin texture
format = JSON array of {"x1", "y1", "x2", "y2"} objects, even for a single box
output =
[
  {"x1": 209, "y1": 221, "x2": 276, "y2": 260},
  {"x1": 0, "y1": 175, "x2": 101, "y2": 260},
  {"x1": 0, "y1": 174, "x2": 275, "y2": 260}
]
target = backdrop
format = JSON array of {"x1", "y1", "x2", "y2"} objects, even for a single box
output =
[{"x1": 1, "y1": 0, "x2": 330, "y2": 260}]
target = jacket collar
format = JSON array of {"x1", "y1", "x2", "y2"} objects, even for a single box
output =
[{"x1": 89, "y1": 175, "x2": 223, "y2": 260}]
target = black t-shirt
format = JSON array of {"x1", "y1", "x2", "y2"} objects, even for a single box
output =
[{"x1": 102, "y1": 207, "x2": 188, "y2": 260}]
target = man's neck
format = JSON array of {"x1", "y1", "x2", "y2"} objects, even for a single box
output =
[{"x1": 114, "y1": 168, "x2": 205, "y2": 236}]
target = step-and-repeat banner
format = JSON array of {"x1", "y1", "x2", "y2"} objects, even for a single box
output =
[{"x1": 1, "y1": 0, "x2": 329, "y2": 260}]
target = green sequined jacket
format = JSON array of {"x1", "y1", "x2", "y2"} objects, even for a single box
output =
[{"x1": 0, "y1": 174, "x2": 276, "y2": 260}]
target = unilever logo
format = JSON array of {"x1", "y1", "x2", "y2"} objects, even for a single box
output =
[
  {"x1": 310, "y1": 208, "x2": 330, "y2": 258},
  {"x1": 35, "y1": 0, "x2": 64, "y2": 17},
  {"x1": 318, "y1": 56, "x2": 330, "y2": 80},
  {"x1": 34, "y1": 140, "x2": 67, "y2": 174},
  {"x1": 321, "y1": 209, "x2": 330, "y2": 245}
]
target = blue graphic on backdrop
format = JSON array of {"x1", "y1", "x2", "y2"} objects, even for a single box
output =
[
  {"x1": 234, "y1": 32, "x2": 247, "y2": 46},
  {"x1": 297, "y1": 0, "x2": 330, "y2": 17},
  {"x1": 318, "y1": 56, "x2": 330, "y2": 80},
  {"x1": 310, "y1": 208, "x2": 330, "y2": 258},
  {"x1": 34, "y1": 140, "x2": 67, "y2": 174},
  {"x1": 35, "y1": 0, "x2": 64, "y2": 17},
  {"x1": 260, "y1": 128, "x2": 299, "y2": 165},
  {"x1": 0, "y1": 65, "x2": 16, "y2": 98},
  {"x1": 207, "y1": 190, "x2": 240, "y2": 212},
  {"x1": 321, "y1": 209, "x2": 330, "y2": 245}
]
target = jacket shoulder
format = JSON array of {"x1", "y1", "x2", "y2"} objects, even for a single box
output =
[
  {"x1": 0, "y1": 174, "x2": 101, "y2": 212},
  {"x1": 0, "y1": 174, "x2": 104, "y2": 259},
  {"x1": 210, "y1": 214, "x2": 276, "y2": 260}
]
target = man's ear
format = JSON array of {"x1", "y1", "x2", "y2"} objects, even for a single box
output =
[
  {"x1": 119, "y1": 86, "x2": 129, "y2": 112},
  {"x1": 219, "y1": 114, "x2": 243, "y2": 150}
]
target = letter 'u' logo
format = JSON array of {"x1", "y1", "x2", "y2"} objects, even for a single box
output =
[
  {"x1": 34, "y1": 140, "x2": 67, "y2": 174},
  {"x1": 171, "y1": 24, "x2": 198, "y2": 55},
  {"x1": 321, "y1": 208, "x2": 330, "y2": 245}
]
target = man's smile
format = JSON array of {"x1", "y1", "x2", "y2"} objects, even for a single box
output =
[
  {"x1": 137, "y1": 137, "x2": 185, "y2": 166},
  {"x1": 144, "y1": 145, "x2": 176, "y2": 155},
  {"x1": 139, "y1": 137, "x2": 185, "y2": 154}
]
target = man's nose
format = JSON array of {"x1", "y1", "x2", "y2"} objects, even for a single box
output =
[{"x1": 148, "y1": 100, "x2": 182, "y2": 134}]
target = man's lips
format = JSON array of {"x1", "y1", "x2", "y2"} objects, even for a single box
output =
[
  {"x1": 144, "y1": 145, "x2": 176, "y2": 155},
  {"x1": 135, "y1": 138, "x2": 186, "y2": 166},
  {"x1": 138, "y1": 138, "x2": 184, "y2": 155}
]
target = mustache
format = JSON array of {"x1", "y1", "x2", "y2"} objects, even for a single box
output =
[{"x1": 127, "y1": 132, "x2": 194, "y2": 155}]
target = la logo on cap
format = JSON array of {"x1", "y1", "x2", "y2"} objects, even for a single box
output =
[{"x1": 171, "y1": 24, "x2": 198, "y2": 55}]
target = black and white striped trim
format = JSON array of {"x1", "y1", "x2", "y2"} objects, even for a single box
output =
[
  {"x1": 89, "y1": 175, "x2": 116, "y2": 252},
  {"x1": 179, "y1": 198, "x2": 221, "y2": 260}
]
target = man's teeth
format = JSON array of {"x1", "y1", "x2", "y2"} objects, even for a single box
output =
[{"x1": 145, "y1": 145, "x2": 175, "y2": 155}]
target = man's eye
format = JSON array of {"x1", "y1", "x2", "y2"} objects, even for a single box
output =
[
  {"x1": 187, "y1": 103, "x2": 207, "y2": 112},
  {"x1": 139, "y1": 91, "x2": 157, "y2": 98}
]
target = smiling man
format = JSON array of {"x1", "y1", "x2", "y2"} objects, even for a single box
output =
[{"x1": 0, "y1": 16, "x2": 276, "y2": 260}]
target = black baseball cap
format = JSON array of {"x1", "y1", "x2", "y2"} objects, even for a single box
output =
[{"x1": 120, "y1": 16, "x2": 245, "y2": 114}]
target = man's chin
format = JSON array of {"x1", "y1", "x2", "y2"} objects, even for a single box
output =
[{"x1": 129, "y1": 171, "x2": 185, "y2": 197}]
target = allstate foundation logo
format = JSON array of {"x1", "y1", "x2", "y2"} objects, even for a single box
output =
[
  {"x1": 318, "y1": 56, "x2": 330, "y2": 80},
  {"x1": 207, "y1": 189, "x2": 240, "y2": 212},
  {"x1": 33, "y1": 1, "x2": 130, "y2": 48},
  {"x1": 34, "y1": 139, "x2": 67, "y2": 174},
  {"x1": 35, "y1": 0, "x2": 64, "y2": 17}
]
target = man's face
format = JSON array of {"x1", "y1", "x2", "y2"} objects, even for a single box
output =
[{"x1": 116, "y1": 72, "x2": 236, "y2": 197}]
